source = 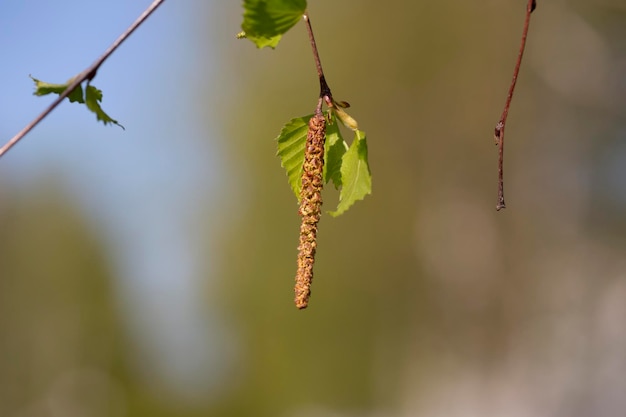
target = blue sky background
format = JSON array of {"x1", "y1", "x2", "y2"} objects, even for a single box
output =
[{"x1": 0, "y1": 0, "x2": 232, "y2": 400}]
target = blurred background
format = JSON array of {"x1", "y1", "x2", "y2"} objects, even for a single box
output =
[{"x1": 1, "y1": 0, "x2": 626, "y2": 416}]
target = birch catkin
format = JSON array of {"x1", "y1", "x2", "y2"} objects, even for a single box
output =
[{"x1": 295, "y1": 112, "x2": 326, "y2": 309}]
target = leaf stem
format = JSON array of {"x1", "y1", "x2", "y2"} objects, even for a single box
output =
[
  {"x1": 303, "y1": 12, "x2": 332, "y2": 104},
  {"x1": 494, "y1": 0, "x2": 536, "y2": 210},
  {"x1": 0, "y1": 0, "x2": 167, "y2": 158}
]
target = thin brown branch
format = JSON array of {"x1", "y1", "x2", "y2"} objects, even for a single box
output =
[
  {"x1": 494, "y1": 0, "x2": 536, "y2": 210},
  {"x1": 0, "y1": 0, "x2": 167, "y2": 158},
  {"x1": 303, "y1": 12, "x2": 332, "y2": 103}
]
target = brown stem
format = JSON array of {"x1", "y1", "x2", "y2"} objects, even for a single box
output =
[
  {"x1": 303, "y1": 12, "x2": 332, "y2": 103},
  {"x1": 494, "y1": 0, "x2": 536, "y2": 210},
  {"x1": 0, "y1": 0, "x2": 167, "y2": 158}
]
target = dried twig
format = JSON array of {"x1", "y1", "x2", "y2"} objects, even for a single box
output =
[{"x1": 494, "y1": 0, "x2": 536, "y2": 210}]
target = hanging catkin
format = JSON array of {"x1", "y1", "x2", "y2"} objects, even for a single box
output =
[{"x1": 294, "y1": 112, "x2": 326, "y2": 309}]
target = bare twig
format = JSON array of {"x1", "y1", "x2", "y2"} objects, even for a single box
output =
[
  {"x1": 494, "y1": 0, "x2": 536, "y2": 210},
  {"x1": 0, "y1": 0, "x2": 167, "y2": 158},
  {"x1": 303, "y1": 12, "x2": 332, "y2": 105}
]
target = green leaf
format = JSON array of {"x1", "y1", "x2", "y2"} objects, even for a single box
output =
[
  {"x1": 276, "y1": 115, "x2": 311, "y2": 200},
  {"x1": 30, "y1": 76, "x2": 123, "y2": 129},
  {"x1": 324, "y1": 114, "x2": 348, "y2": 189},
  {"x1": 31, "y1": 75, "x2": 84, "y2": 103},
  {"x1": 84, "y1": 84, "x2": 124, "y2": 129},
  {"x1": 329, "y1": 130, "x2": 372, "y2": 217},
  {"x1": 241, "y1": 0, "x2": 307, "y2": 49},
  {"x1": 276, "y1": 112, "x2": 371, "y2": 215},
  {"x1": 333, "y1": 106, "x2": 359, "y2": 131},
  {"x1": 238, "y1": 32, "x2": 282, "y2": 49}
]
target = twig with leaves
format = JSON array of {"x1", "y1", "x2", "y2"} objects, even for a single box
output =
[
  {"x1": 239, "y1": 1, "x2": 372, "y2": 308},
  {"x1": 0, "y1": 0, "x2": 167, "y2": 158}
]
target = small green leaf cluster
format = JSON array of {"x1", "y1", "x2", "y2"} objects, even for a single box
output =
[
  {"x1": 239, "y1": 0, "x2": 307, "y2": 48},
  {"x1": 30, "y1": 76, "x2": 123, "y2": 129},
  {"x1": 239, "y1": 0, "x2": 372, "y2": 216},
  {"x1": 277, "y1": 112, "x2": 372, "y2": 216}
]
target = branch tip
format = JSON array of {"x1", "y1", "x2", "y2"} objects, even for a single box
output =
[
  {"x1": 0, "y1": 0, "x2": 166, "y2": 158},
  {"x1": 493, "y1": 0, "x2": 535, "y2": 210}
]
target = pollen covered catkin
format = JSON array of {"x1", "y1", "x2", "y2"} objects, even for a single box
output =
[{"x1": 294, "y1": 112, "x2": 326, "y2": 309}]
